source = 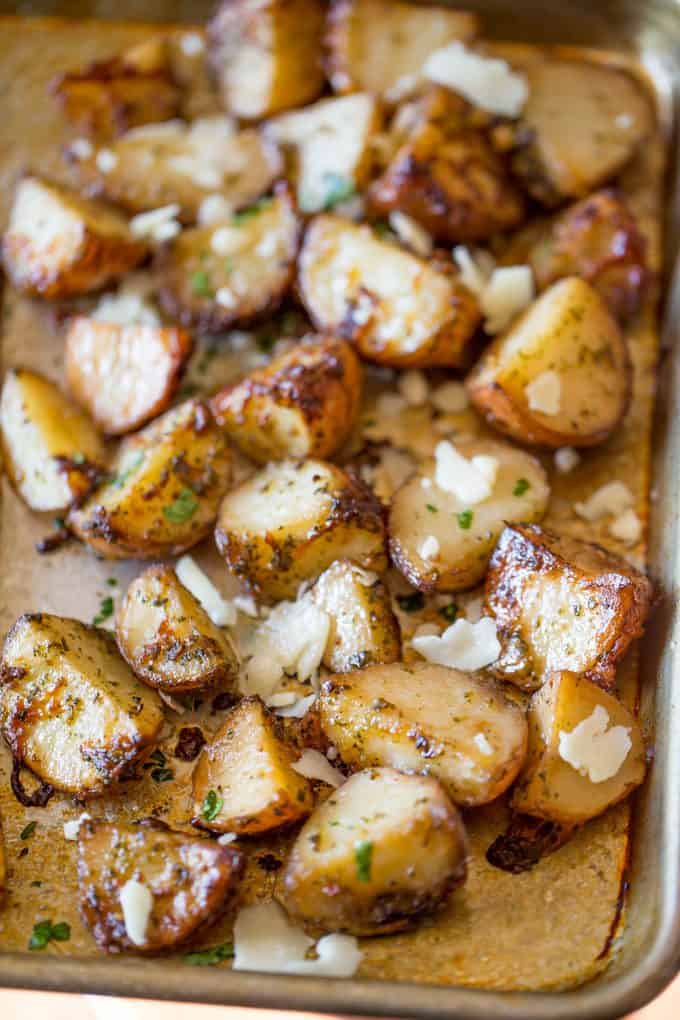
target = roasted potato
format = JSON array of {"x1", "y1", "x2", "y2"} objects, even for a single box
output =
[
  {"x1": 78, "y1": 819, "x2": 244, "y2": 952},
  {"x1": 0, "y1": 814, "x2": 5, "y2": 903},
  {"x1": 309, "y1": 559, "x2": 401, "y2": 672},
  {"x1": 65, "y1": 117, "x2": 281, "y2": 223},
  {"x1": 298, "y1": 215, "x2": 481, "y2": 368},
  {"x1": 508, "y1": 58, "x2": 653, "y2": 206},
  {"x1": 466, "y1": 277, "x2": 630, "y2": 448},
  {"x1": 65, "y1": 315, "x2": 193, "y2": 435},
  {"x1": 166, "y1": 30, "x2": 221, "y2": 120},
  {"x1": 280, "y1": 766, "x2": 468, "y2": 935},
  {"x1": 191, "y1": 696, "x2": 314, "y2": 835},
  {"x1": 266, "y1": 93, "x2": 381, "y2": 213},
  {"x1": 69, "y1": 399, "x2": 233, "y2": 560},
  {"x1": 2, "y1": 175, "x2": 147, "y2": 298},
  {"x1": 157, "y1": 190, "x2": 299, "y2": 332},
  {"x1": 485, "y1": 524, "x2": 653, "y2": 692},
  {"x1": 207, "y1": 0, "x2": 325, "y2": 119},
  {"x1": 1, "y1": 368, "x2": 106, "y2": 512},
  {"x1": 319, "y1": 662, "x2": 528, "y2": 807},
  {"x1": 215, "y1": 458, "x2": 387, "y2": 601},
  {"x1": 512, "y1": 672, "x2": 647, "y2": 825},
  {"x1": 0, "y1": 614, "x2": 164, "y2": 797},
  {"x1": 388, "y1": 438, "x2": 550, "y2": 593},
  {"x1": 116, "y1": 565, "x2": 239, "y2": 693},
  {"x1": 210, "y1": 335, "x2": 362, "y2": 463},
  {"x1": 325, "y1": 0, "x2": 478, "y2": 97}
]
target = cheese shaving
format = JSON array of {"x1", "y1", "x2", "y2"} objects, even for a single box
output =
[
  {"x1": 574, "y1": 481, "x2": 634, "y2": 522},
  {"x1": 434, "y1": 440, "x2": 498, "y2": 504},
  {"x1": 558, "y1": 705, "x2": 631, "y2": 783},
  {"x1": 119, "y1": 879, "x2": 153, "y2": 947},
  {"x1": 291, "y1": 749, "x2": 345, "y2": 788},
  {"x1": 423, "y1": 42, "x2": 528, "y2": 117},
  {"x1": 175, "y1": 555, "x2": 236, "y2": 627},
  {"x1": 412, "y1": 616, "x2": 501, "y2": 671},
  {"x1": 525, "y1": 370, "x2": 561, "y2": 415}
]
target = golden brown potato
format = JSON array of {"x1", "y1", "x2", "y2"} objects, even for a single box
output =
[
  {"x1": 280, "y1": 767, "x2": 468, "y2": 935},
  {"x1": 191, "y1": 696, "x2": 314, "y2": 835},
  {"x1": 325, "y1": 0, "x2": 478, "y2": 96},
  {"x1": 298, "y1": 215, "x2": 481, "y2": 368},
  {"x1": 65, "y1": 118, "x2": 281, "y2": 223},
  {"x1": 319, "y1": 662, "x2": 528, "y2": 807},
  {"x1": 508, "y1": 58, "x2": 653, "y2": 206},
  {"x1": 65, "y1": 315, "x2": 193, "y2": 436},
  {"x1": 215, "y1": 458, "x2": 387, "y2": 601},
  {"x1": 2, "y1": 175, "x2": 147, "y2": 298},
  {"x1": 0, "y1": 814, "x2": 5, "y2": 903},
  {"x1": 0, "y1": 368, "x2": 106, "y2": 512},
  {"x1": 512, "y1": 672, "x2": 647, "y2": 825},
  {"x1": 465, "y1": 277, "x2": 630, "y2": 448},
  {"x1": 309, "y1": 559, "x2": 401, "y2": 672},
  {"x1": 78, "y1": 819, "x2": 244, "y2": 952},
  {"x1": 485, "y1": 524, "x2": 653, "y2": 693},
  {"x1": 157, "y1": 191, "x2": 299, "y2": 332},
  {"x1": 69, "y1": 399, "x2": 233, "y2": 560},
  {"x1": 166, "y1": 30, "x2": 221, "y2": 120},
  {"x1": 207, "y1": 0, "x2": 325, "y2": 119},
  {"x1": 0, "y1": 614, "x2": 164, "y2": 797},
  {"x1": 388, "y1": 438, "x2": 550, "y2": 593},
  {"x1": 116, "y1": 565, "x2": 239, "y2": 693},
  {"x1": 210, "y1": 336, "x2": 362, "y2": 463}
]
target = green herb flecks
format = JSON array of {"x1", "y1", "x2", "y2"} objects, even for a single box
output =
[
  {"x1": 513, "y1": 478, "x2": 530, "y2": 497},
  {"x1": 355, "y1": 840, "x2": 373, "y2": 882},
  {"x1": 396, "y1": 592, "x2": 425, "y2": 613},
  {"x1": 232, "y1": 197, "x2": 273, "y2": 225},
  {"x1": 457, "y1": 510, "x2": 473, "y2": 530},
  {"x1": 28, "y1": 919, "x2": 71, "y2": 951},
  {"x1": 184, "y1": 942, "x2": 234, "y2": 966},
  {"x1": 93, "y1": 596, "x2": 114, "y2": 626},
  {"x1": 438, "y1": 603, "x2": 458, "y2": 623},
  {"x1": 143, "y1": 749, "x2": 174, "y2": 783},
  {"x1": 191, "y1": 270, "x2": 213, "y2": 297},
  {"x1": 20, "y1": 821, "x2": 37, "y2": 840},
  {"x1": 425, "y1": 504, "x2": 439, "y2": 514},
  {"x1": 109, "y1": 450, "x2": 144, "y2": 489},
  {"x1": 163, "y1": 487, "x2": 199, "y2": 524},
  {"x1": 202, "y1": 789, "x2": 223, "y2": 823}
]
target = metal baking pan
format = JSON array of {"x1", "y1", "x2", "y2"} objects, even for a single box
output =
[{"x1": 0, "y1": 0, "x2": 679, "y2": 1017}]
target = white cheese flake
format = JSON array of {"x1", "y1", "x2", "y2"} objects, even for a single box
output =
[
  {"x1": 243, "y1": 598, "x2": 330, "y2": 698},
  {"x1": 609, "y1": 508, "x2": 642, "y2": 545},
  {"x1": 434, "y1": 440, "x2": 499, "y2": 505},
  {"x1": 558, "y1": 705, "x2": 631, "y2": 783},
  {"x1": 574, "y1": 481, "x2": 634, "y2": 522},
  {"x1": 63, "y1": 812, "x2": 91, "y2": 840},
  {"x1": 398, "y1": 369, "x2": 429, "y2": 407},
  {"x1": 273, "y1": 692, "x2": 318, "y2": 719},
  {"x1": 215, "y1": 286, "x2": 237, "y2": 308},
  {"x1": 418, "y1": 535, "x2": 440, "y2": 561},
  {"x1": 388, "y1": 211, "x2": 433, "y2": 256},
  {"x1": 198, "y1": 193, "x2": 234, "y2": 225},
  {"x1": 233, "y1": 593, "x2": 259, "y2": 618},
  {"x1": 129, "y1": 204, "x2": 182, "y2": 242},
  {"x1": 70, "y1": 137, "x2": 93, "y2": 160},
  {"x1": 481, "y1": 265, "x2": 535, "y2": 333},
  {"x1": 211, "y1": 225, "x2": 247, "y2": 256},
  {"x1": 291, "y1": 749, "x2": 345, "y2": 788},
  {"x1": 180, "y1": 32, "x2": 205, "y2": 56},
  {"x1": 119, "y1": 879, "x2": 153, "y2": 947},
  {"x1": 218, "y1": 832, "x2": 238, "y2": 845},
  {"x1": 412, "y1": 616, "x2": 501, "y2": 671},
  {"x1": 431, "y1": 380, "x2": 469, "y2": 414},
  {"x1": 158, "y1": 690, "x2": 186, "y2": 714},
  {"x1": 554, "y1": 447, "x2": 581, "y2": 474},
  {"x1": 423, "y1": 42, "x2": 528, "y2": 117},
  {"x1": 96, "y1": 148, "x2": 118, "y2": 173},
  {"x1": 93, "y1": 290, "x2": 160, "y2": 328},
  {"x1": 525, "y1": 370, "x2": 561, "y2": 415},
  {"x1": 473, "y1": 733, "x2": 493, "y2": 757},
  {"x1": 175, "y1": 555, "x2": 236, "y2": 627},
  {"x1": 265, "y1": 691, "x2": 298, "y2": 708}
]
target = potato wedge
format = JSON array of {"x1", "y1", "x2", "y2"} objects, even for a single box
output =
[
  {"x1": 65, "y1": 118, "x2": 281, "y2": 223},
  {"x1": 281, "y1": 766, "x2": 467, "y2": 935},
  {"x1": 2, "y1": 175, "x2": 147, "y2": 298},
  {"x1": 157, "y1": 190, "x2": 299, "y2": 332},
  {"x1": 65, "y1": 315, "x2": 193, "y2": 435},
  {"x1": 465, "y1": 277, "x2": 630, "y2": 448},
  {"x1": 207, "y1": 0, "x2": 325, "y2": 119},
  {"x1": 309, "y1": 559, "x2": 401, "y2": 672},
  {"x1": 116, "y1": 565, "x2": 239, "y2": 693},
  {"x1": 485, "y1": 524, "x2": 653, "y2": 692},
  {"x1": 509, "y1": 58, "x2": 653, "y2": 206},
  {"x1": 0, "y1": 614, "x2": 164, "y2": 797},
  {"x1": 512, "y1": 672, "x2": 647, "y2": 825},
  {"x1": 215, "y1": 458, "x2": 387, "y2": 601},
  {"x1": 1, "y1": 368, "x2": 106, "y2": 512},
  {"x1": 266, "y1": 93, "x2": 381, "y2": 213},
  {"x1": 69, "y1": 399, "x2": 233, "y2": 560},
  {"x1": 78, "y1": 819, "x2": 244, "y2": 952},
  {"x1": 191, "y1": 696, "x2": 314, "y2": 835},
  {"x1": 325, "y1": 0, "x2": 478, "y2": 97},
  {"x1": 319, "y1": 662, "x2": 528, "y2": 807},
  {"x1": 298, "y1": 215, "x2": 481, "y2": 368},
  {"x1": 210, "y1": 336, "x2": 362, "y2": 463},
  {"x1": 389, "y1": 438, "x2": 550, "y2": 593}
]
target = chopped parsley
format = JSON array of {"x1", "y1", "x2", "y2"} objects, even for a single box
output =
[
  {"x1": 106, "y1": 577, "x2": 118, "y2": 587},
  {"x1": 202, "y1": 789, "x2": 223, "y2": 822},
  {"x1": 143, "y1": 749, "x2": 174, "y2": 783},
  {"x1": 20, "y1": 821, "x2": 37, "y2": 840},
  {"x1": 513, "y1": 478, "x2": 530, "y2": 497},
  {"x1": 397, "y1": 592, "x2": 425, "y2": 613},
  {"x1": 184, "y1": 941, "x2": 234, "y2": 966},
  {"x1": 355, "y1": 840, "x2": 373, "y2": 882},
  {"x1": 191, "y1": 270, "x2": 213, "y2": 297},
  {"x1": 71, "y1": 452, "x2": 86, "y2": 465},
  {"x1": 109, "y1": 450, "x2": 144, "y2": 489},
  {"x1": 93, "y1": 596, "x2": 114, "y2": 626},
  {"x1": 163, "y1": 487, "x2": 199, "y2": 523},
  {"x1": 321, "y1": 173, "x2": 355, "y2": 209},
  {"x1": 457, "y1": 509, "x2": 474, "y2": 530},
  {"x1": 438, "y1": 602, "x2": 459, "y2": 623},
  {"x1": 29, "y1": 919, "x2": 71, "y2": 951},
  {"x1": 232, "y1": 197, "x2": 273, "y2": 224},
  {"x1": 52, "y1": 516, "x2": 65, "y2": 530},
  {"x1": 425, "y1": 503, "x2": 439, "y2": 514}
]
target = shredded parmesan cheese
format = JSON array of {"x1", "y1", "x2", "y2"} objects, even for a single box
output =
[
  {"x1": 95, "y1": 148, "x2": 118, "y2": 173},
  {"x1": 423, "y1": 42, "x2": 529, "y2": 117},
  {"x1": 609, "y1": 508, "x2": 642, "y2": 545},
  {"x1": 525, "y1": 370, "x2": 561, "y2": 415},
  {"x1": 574, "y1": 481, "x2": 634, "y2": 522},
  {"x1": 243, "y1": 599, "x2": 330, "y2": 698},
  {"x1": 554, "y1": 447, "x2": 580, "y2": 474},
  {"x1": 180, "y1": 32, "x2": 205, "y2": 56},
  {"x1": 412, "y1": 616, "x2": 501, "y2": 671},
  {"x1": 119, "y1": 879, "x2": 153, "y2": 947},
  {"x1": 418, "y1": 535, "x2": 440, "y2": 561},
  {"x1": 388, "y1": 211, "x2": 433, "y2": 256},
  {"x1": 63, "y1": 812, "x2": 91, "y2": 841},
  {"x1": 558, "y1": 705, "x2": 632, "y2": 783},
  {"x1": 434, "y1": 441, "x2": 498, "y2": 504},
  {"x1": 292, "y1": 749, "x2": 345, "y2": 788},
  {"x1": 175, "y1": 555, "x2": 236, "y2": 626},
  {"x1": 452, "y1": 247, "x2": 534, "y2": 333},
  {"x1": 129, "y1": 204, "x2": 182, "y2": 243}
]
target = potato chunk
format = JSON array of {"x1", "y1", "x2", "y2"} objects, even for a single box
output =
[
  {"x1": 65, "y1": 316, "x2": 193, "y2": 435},
  {"x1": 0, "y1": 614, "x2": 164, "y2": 797},
  {"x1": 78, "y1": 819, "x2": 244, "y2": 952},
  {"x1": 69, "y1": 399, "x2": 233, "y2": 560},
  {"x1": 266, "y1": 93, "x2": 380, "y2": 213},
  {"x1": 512, "y1": 672, "x2": 646, "y2": 825},
  {"x1": 2, "y1": 176, "x2": 146, "y2": 298},
  {"x1": 210, "y1": 336, "x2": 362, "y2": 463},
  {"x1": 325, "y1": 0, "x2": 478, "y2": 96},
  {"x1": 309, "y1": 559, "x2": 401, "y2": 672},
  {"x1": 0, "y1": 815, "x2": 5, "y2": 903},
  {"x1": 465, "y1": 277, "x2": 630, "y2": 448},
  {"x1": 207, "y1": 0, "x2": 325, "y2": 119},
  {"x1": 1, "y1": 368, "x2": 106, "y2": 512},
  {"x1": 215, "y1": 458, "x2": 387, "y2": 601},
  {"x1": 191, "y1": 696, "x2": 313, "y2": 835},
  {"x1": 116, "y1": 565, "x2": 239, "y2": 693},
  {"x1": 281, "y1": 767, "x2": 467, "y2": 935},
  {"x1": 319, "y1": 662, "x2": 528, "y2": 807},
  {"x1": 485, "y1": 524, "x2": 653, "y2": 692},
  {"x1": 389, "y1": 438, "x2": 549, "y2": 593},
  {"x1": 298, "y1": 215, "x2": 481, "y2": 368},
  {"x1": 509, "y1": 59, "x2": 653, "y2": 206},
  {"x1": 157, "y1": 191, "x2": 299, "y2": 332}
]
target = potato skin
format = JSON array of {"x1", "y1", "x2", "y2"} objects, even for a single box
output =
[
  {"x1": 78, "y1": 819, "x2": 244, "y2": 953},
  {"x1": 280, "y1": 767, "x2": 468, "y2": 935},
  {"x1": 116, "y1": 565, "x2": 239, "y2": 693},
  {"x1": 210, "y1": 336, "x2": 362, "y2": 463},
  {"x1": 485, "y1": 523, "x2": 653, "y2": 693}
]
